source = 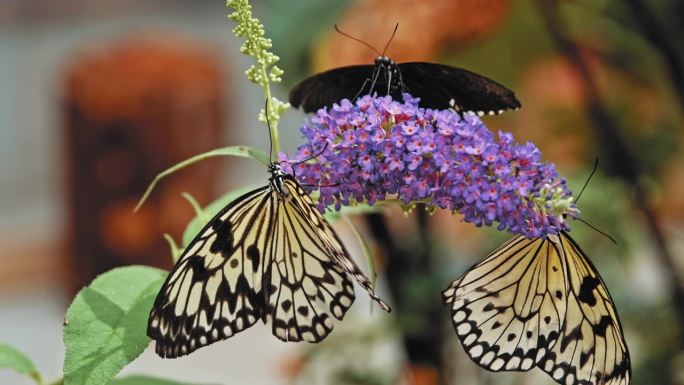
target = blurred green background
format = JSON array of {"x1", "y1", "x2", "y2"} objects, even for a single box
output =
[{"x1": 0, "y1": 0, "x2": 682, "y2": 384}]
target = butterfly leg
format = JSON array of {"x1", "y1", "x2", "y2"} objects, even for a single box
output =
[
  {"x1": 300, "y1": 182, "x2": 342, "y2": 189},
  {"x1": 399, "y1": 72, "x2": 410, "y2": 95},
  {"x1": 367, "y1": 66, "x2": 382, "y2": 97},
  {"x1": 352, "y1": 78, "x2": 371, "y2": 102}
]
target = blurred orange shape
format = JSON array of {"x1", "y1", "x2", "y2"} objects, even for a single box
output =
[
  {"x1": 313, "y1": 0, "x2": 511, "y2": 71},
  {"x1": 404, "y1": 364, "x2": 440, "y2": 385}
]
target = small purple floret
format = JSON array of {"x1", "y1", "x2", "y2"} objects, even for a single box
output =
[{"x1": 280, "y1": 94, "x2": 578, "y2": 238}]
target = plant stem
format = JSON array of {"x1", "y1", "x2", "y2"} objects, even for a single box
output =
[{"x1": 226, "y1": 0, "x2": 287, "y2": 160}]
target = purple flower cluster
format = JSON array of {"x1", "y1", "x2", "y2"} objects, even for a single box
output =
[{"x1": 279, "y1": 94, "x2": 578, "y2": 238}]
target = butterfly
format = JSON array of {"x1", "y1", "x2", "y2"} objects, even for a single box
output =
[
  {"x1": 148, "y1": 162, "x2": 391, "y2": 358},
  {"x1": 442, "y1": 231, "x2": 630, "y2": 385},
  {"x1": 289, "y1": 25, "x2": 521, "y2": 115}
]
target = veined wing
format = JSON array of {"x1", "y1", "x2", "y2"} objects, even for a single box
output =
[
  {"x1": 442, "y1": 235, "x2": 568, "y2": 371},
  {"x1": 148, "y1": 185, "x2": 274, "y2": 358},
  {"x1": 537, "y1": 233, "x2": 631, "y2": 385}
]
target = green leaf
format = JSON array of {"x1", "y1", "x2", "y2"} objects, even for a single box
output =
[
  {"x1": 0, "y1": 343, "x2": 41, "y2": 383},
  {"x1": 181, "y1": 186, "x2": 257, "y2": 247},
  {"x1": 162, "y1": 233, "x2": 182, "y2": 264},
  {"x1": 134, "y1": 145, "x2": 269, "y2": 212},
  {"x1": 63, "y1": 266, "x2": 167, "y2": 385},
  {"x1": 108, "y1": 375, "x2": 216, "y2": 385},
  {"x1": 180, "y1": 192, "x2": 207, "y2": 225}
]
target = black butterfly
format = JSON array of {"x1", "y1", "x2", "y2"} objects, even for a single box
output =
[{"x1": 289, "y1": 25, "x2": 521, "y2": 115}]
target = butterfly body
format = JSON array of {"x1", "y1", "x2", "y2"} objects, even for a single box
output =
[
  {"x1": 369, "y1": 56, "x2": 403, "y2": 97},
  {"x1": 442, "y1": 232, "x2": 630, "y2": 385},
  {"x1": 148, "y1": 163, "x2": 390, "y2": 358},
  {"x1": 289, "y1": 59, "x2": 521, "y2": 115}
]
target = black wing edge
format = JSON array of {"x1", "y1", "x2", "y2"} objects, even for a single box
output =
[
  {"x1": 289, "y1": 65, "x2": 375, "y2": 113},
  {"x1": 399, "y1": 62, "x2": 522, "y2": 114}
]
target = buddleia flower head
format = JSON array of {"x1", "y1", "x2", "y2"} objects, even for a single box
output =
[{"x1": 279, "y1": 94, "x2": 578, "y2": 238}]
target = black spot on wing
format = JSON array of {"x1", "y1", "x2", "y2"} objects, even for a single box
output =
[
  {"x1": 593, "y1": 315, "x2": 613, "y2": 337},
  {"x1": 187, "y1": 256, "x2": 210, "y2": 280},
  {"x1": 281, "y1": 299, "x2": 292, "y2": 312},
  {"x1": 247, "y1": 244, "x2": 260, "y2": 272},
  {"x1": 559, "y1": 325, "x2": 583, "y2": 352},
  {"x1": 209, "y1": 219, "x2": 233, "y2": 255},
  {"x1": 578, "y1": 276, "x2": 600, "y2": 306},
  {"x1": 297, "y1": 306, "x2": 309, "y2": 317}
]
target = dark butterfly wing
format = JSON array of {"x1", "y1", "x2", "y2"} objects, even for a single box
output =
[
  {"x1": 289, "y1": 65, "x2": 377, "y2": 113},
  {"x1": 399, "y1": 62, "x2": 521, "y2": 114}
]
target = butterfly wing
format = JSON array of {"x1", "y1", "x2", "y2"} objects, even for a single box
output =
[
  {"x1": 280, "y1": 177, "x2": 390, "y2": 309},
  {"x1": 537, "y1": 232, "x2": 631, "y2": 385},
  {"x1": 442, "y1": 235, "x2": 568, "y2": 372},
  {"x1": 289, "y1": 65, "x2": 376, "y2": 113},
  {"x1": 148, "y1": 186, "x2": 275, "y2": 358},
  {"x1": 264, "y1": 176, "x2": 390, "y2": 342},
  {"x1": 399, "y1": 62, "x2": 521, "y2": 114},
  {"x1": 149, "y1": 174, "x2": 391, "y2": 355}
]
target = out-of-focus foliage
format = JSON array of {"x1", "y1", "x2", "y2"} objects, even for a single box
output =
[
  {"x1": 273, "y1": 0, "x2": 684, "y2": 384},
  {"x1": 265, "y1": 0, "x2": 354, "y2": 86},
  {"x1": 0, "y1": 344, "x2": 41, "y2": 384},
  {"x1": 108, "y1": 375, "x2": 216, "y2": 385}
]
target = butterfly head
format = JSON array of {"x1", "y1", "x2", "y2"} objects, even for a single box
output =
[
  {"x1": 375, "y1": 56, "x2": 394, "y2": 68},
  {"x1": 268, "y1": 162, "x2": 289, "y2": 196},
  {"x1": 268, "y1": 162, "x2": 286, "y2": 177}
]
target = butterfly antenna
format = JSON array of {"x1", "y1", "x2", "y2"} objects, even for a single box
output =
[
  {"x1": 291, "y1": 142, "x2": 330, "y2": 166},
  {"x1": 577, "y1": 218, "x2": 618, "y2": 245},
  {"x1": 573, "y1": 158, "x2": 618, "y2": 244},
  {"x1": 264, "y1": 99, "x2": 273, "y2": 164},
  {"x1": 381, "y1": 23, "x2": 399, "y2": 56},
  {"x1": 334, "y1": 24, "x2": 381, "y2": 56},
  {"x1": 575, "y1": 157, "x2": 599, "y2": 203}
]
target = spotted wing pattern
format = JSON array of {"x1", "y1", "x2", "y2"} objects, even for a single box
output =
[
  {"x1": 148, "y1": 186, "x2": 273, "y2": 358},
  {"x1": 442, "y1": 235, "x2": 568, "y2": 372},
  {"x1": 537, "y1": 233, "x2": 630, "y2": 385},
  {"x1": 442, "y1": 232, "x2": 630, "y2": 385},
  {"x1": 273, "y1": 177, "x2": 391, "y2": 318},
  {"x1": 148, "y1": 176, "x2": 390, "y2": 358}
]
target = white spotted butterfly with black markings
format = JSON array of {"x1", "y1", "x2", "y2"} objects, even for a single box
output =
[
  {"x1": 442, "y1": 232, "x2": 630, "y2": 385},
  {"x1": 148, "y1": 162, "x2": 391, "y2": 358}
]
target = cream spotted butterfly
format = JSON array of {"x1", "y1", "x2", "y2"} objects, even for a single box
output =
[
  {"x1": 442, "y1": 231, "x2": 630, "y2": 385},
  {"x1": 148, "y1": 162, "x2": 391, "y2": 358}
]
